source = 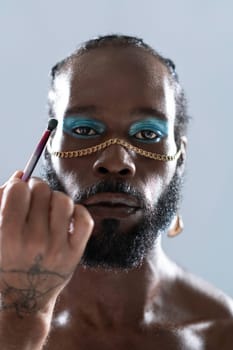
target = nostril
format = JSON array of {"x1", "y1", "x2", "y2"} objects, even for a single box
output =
[
  {"x1": 97, "y1": 167, "x2": 131, "y2": 176},
  {"x1": 119, "y1": 169, "x2": 130, "y2": 176},
  {"x1": 98, "y1": 167, "x2": 109, "y2": 174}
]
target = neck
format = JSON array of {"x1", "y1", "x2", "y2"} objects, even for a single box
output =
[{"x1": 53, "y1": 238, "x2": 177, "y2": 330}]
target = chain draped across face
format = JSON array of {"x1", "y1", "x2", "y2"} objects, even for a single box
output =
[
  {"x1": 48, "y1": 115, "x2": 181, "y2": 161},
  {"x1": 48, "y1": 137, "x2": 181, "y2": 161}
]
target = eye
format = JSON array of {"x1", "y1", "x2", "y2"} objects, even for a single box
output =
[
  {"x1": 129, "y1": 118, "x2": 168, "y2": 143},
  {"x1": 63, "y1": 116, "x2": 106, "y2": 139},
  {"x1": 72, "y1": 126, "x2": 97, "y2": 136},
  {"x1": 134, "y1": 130, "x2": 162, "y2": 142}
]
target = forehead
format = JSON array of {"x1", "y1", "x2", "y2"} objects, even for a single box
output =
[{"x1": 52, "y1": 46, "x2": 175, "y2": 120}]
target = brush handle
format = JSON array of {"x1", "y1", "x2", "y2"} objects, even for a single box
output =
[
  {"x1": 21, "y1": 129, "x2": 51, "y2": 182},
  {"x1": 21, "y1": 119, "x2": 58, "y2": 182}
]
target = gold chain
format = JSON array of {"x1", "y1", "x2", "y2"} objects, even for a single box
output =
[{"x1": 49, "y1": 138, "x2": 181, "y2": 161}]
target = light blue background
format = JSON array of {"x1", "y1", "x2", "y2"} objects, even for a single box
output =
[{"x1": 1, "y1": 1, "x2": 232, "y2": 296}]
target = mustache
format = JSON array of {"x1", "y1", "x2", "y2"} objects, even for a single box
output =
[{"x1": 74, "y1": 180, "x2": 147, "y2": 209}]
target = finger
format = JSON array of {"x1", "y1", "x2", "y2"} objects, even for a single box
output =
[
  {"x1": 0, "y1": 170, "x2": 24, "y2": 203},
  {"x1": 49, "y1": 191, "x2": 74, "y2": 248},
  {"x1": 25, "y1": 178, "x2": 52, "y2": 243},
  {"x1": 0, "y1": 180, "x2": 30, "y2": 232},
  {"x1": 68, "y1": 204, "x2": 94, "y2": 258},
  {"x1": 7, "y1": 170, "x2": 24, "y2": 181}
]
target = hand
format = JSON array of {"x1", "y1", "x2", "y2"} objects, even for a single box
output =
[{"x1": 0, "y1": 172, "x2": 94, "y2": 318}]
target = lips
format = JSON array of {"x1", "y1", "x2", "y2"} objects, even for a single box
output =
[{"x1": 82, "y1": 193, "x2": 142, "y2": 218}]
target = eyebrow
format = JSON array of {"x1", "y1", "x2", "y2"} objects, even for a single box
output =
[
  {"x1": 130, "y1": 107, "x2": 167, "y2": 120},
  {"x1": 64, "y1": 105, "x2": 167, "y2": 120},
  {"x1": 65, "y1": 105, "x2": 98, "y2": 116}
]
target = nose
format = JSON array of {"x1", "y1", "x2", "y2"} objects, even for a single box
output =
[{"x1": 93, "y1": 144, "x2": 136, "y2": 178}]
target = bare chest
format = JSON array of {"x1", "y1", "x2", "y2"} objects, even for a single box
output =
[
  {"x1": 44, "y1": 319, "x2": 233, "y2": 350},
  {"x1": 45, "y1": 326, "x2": 201, "y2": 350}
]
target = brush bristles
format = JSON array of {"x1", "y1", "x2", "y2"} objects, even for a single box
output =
[{"x1": 48, "y1": 118, "x2": 58, "y2": 131}]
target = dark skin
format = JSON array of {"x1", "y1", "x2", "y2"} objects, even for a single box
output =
[{"x1": 0, "y1": 47, "x2": 233, "y2": 349}]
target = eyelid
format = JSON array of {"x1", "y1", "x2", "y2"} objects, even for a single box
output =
[
  {"x1": 128, "y1": 119, "x2": 168, "y2": 137},
  {"x1": 63, "y1": 115, "x2": 106, "y2": 134}
]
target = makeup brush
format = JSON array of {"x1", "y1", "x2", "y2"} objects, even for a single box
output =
[{"x1": 21, "y1": 118, "x2": 58, "y2": 181}]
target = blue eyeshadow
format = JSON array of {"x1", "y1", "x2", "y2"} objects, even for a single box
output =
[
  {"x1": 129, "y1": 118, "x2": 168, "y2": 142},
  {"x1": 63, "y1": 116, "x2": 106, "y2": 138}
]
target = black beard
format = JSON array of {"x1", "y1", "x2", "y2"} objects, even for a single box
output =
[{"x1": 41, "y1": 152, "x2": 183, "y2": 270}]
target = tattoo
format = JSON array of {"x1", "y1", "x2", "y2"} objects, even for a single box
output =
[{"x1": 0, "y1": 254, "x2": 68, "y2": 318}]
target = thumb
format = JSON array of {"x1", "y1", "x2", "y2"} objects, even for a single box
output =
[{"x1": 68, "y1": 204, "x2": 94, "y2": 260}]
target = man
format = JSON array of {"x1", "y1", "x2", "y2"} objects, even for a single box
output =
[{"x1": 0, "y1": 35, "x2": 232, "y2": 349}]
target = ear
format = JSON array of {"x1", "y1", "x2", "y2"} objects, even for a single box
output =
[{"x1": 176, "y1": 136, "x2": 187, "y2": 177}]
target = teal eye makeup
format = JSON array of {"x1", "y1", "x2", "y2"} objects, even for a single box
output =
[
  {"x1": 63, "y1": 116, "x2": 106, "y2": 139},
  {"x1": 129, "y1": 118, "x2": 168, "y2": 143}
]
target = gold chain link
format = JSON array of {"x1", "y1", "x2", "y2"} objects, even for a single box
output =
[{"x1": 49, "y1": 138, "x2": 181, "y2": 161}]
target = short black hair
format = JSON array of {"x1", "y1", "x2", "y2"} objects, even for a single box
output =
[{"x1": 49, "y1": 34, "x2": 189, "y2": 147}]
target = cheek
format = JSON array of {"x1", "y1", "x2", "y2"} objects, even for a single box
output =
[
  {"x1": 143, "y1": 131, "x2": 178, "y2": 204},
  {"x1": 51, "y1": 155, "x2": 94, "y2": 200},
  {"x1": 141, "y1": 161, "x2": 177, "y2": 206},
  {"x1": 50, "y1": 131, "x2": 82, "y2": 191}
]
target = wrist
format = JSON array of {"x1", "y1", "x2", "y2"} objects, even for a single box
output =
[{"x1": 0, "y1": 298, "x2": 56, "y2": 349}]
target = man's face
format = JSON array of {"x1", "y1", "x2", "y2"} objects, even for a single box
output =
[{"x1": 43, "y1": 47, "x2": 183, "y2": 269}]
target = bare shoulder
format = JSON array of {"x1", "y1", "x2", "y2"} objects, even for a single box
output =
[
  {"x1": 176, "y1": 267, "x2": 233, "y2": 320},
  {"x1": 149, "y1": 263, "x2": 233, "y2": 349},
  {"x1": 171, "y1": 266, "x2": 233, "y2": 348},
  {"x1": 153, "y1": 256, "x2": 233, "y2": 323}
]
